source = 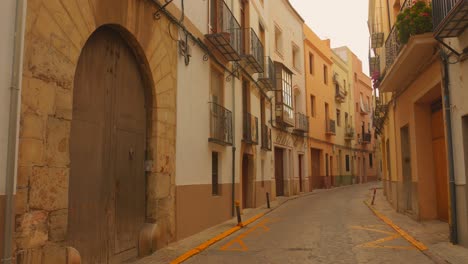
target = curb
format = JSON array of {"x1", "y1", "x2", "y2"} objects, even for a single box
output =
[
  {"x1": 364, "y1": 200, "x2": 427, "y2": 251},
  {"x1": 169, "y1": 213, "x2": 265, "y2": 264}
]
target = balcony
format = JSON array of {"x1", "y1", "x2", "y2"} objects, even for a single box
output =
[
  {"x1": 326, "y1": 119, "x2": 336, "y2": 135},
  {"x1": 344, "y1": 126, "x2": 355, "y2": 140},
  {"x1": 208, "y1": 102, "x2": 233, "y2": 146},
  {"x1": 257, "y1": 57, "x2": 276, "y2": 91},
  {"x1": 380, "y1": 0, "x2": 438, "y2": 93},
  {"x1": 243, "y1": 112, "x2": 259, "y2": 145},
  {"x1": 294, "y1": 112, "x2": 309, "y2": 133},
  {"x1": 261, "y1": 124, "x2": 272, "y2": 151},
  {"x1": 371, "y1": 32, "x2": 385, "y2": 48},
  {"x1": 433, "y1": 0, "x2": 468, "y2": 38},
  {"x1": 205, "y1": 0, "x2": 242, "y2": 61},
  {"x1": 240, "y1": 28, "x2": 265, "y2": 74},
  {"x1": 335, "y1": 84, "x2": 347, "y2": 103},
  {"x1": 361, "y1": 132, "x2": 372, "y2": 144},
  {"x1": 275, "y1": 103, "x2": 295, "y2": 127},
  {"x1": 360, "y1": 99, "x2": 371, "y2": 115}
]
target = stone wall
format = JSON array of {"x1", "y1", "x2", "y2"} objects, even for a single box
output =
[{"x1": 16, "y1": 0, "x2": 177, "y2": 262}]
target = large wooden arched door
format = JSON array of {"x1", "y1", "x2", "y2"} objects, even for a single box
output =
[{"x1": 69, "y1": 27, "x2": 147, "y2": 263}]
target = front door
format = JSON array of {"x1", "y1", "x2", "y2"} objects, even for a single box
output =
[
  {"x1": 431, "y1": 105, "x2": 449, "y2": 222},
  {"x1": 275, "y1": 148, "x2": 284, "y2": 196},
  {"x1": 242, "y1": 154, "x2": 253, "y2": 209},
  {"x1": 299, "y1": 155, "x2": 303, "y2": 192},
  {"x1": 69, "y1": 27, "x2": 147, "y2": 263},
  {"x1": 310, "y1": 149, "x2": 320, "y2": 190},
  {"x1": 401, "y1": 125, "x2": 412, "y2": 212}
]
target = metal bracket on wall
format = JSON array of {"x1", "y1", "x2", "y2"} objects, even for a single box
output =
[
  {"x1": 226, "y1": 62, "x2": 241, "y2": 82},
  {"x1": 153, "y1": 0, "x2": 174, "y2": 20}
]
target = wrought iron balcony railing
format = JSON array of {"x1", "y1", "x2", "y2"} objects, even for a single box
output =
[
  {"x1": 206, "y1": 0, "x2": 242, "y2": 61},
  {"x1": 433, "y1": 0, "x2": 468, "y2": 38},
  {"x1": 362, "y1": 132, "x2": 372, "y2": 144},
  {"x1": 240, "y1": 28, "x2": 265, "y2": 74},
  {"x1": 243, "y1": 112, "x2": 259, "y2": 144},
  {"x1": 294, "y1": 112, "x2": 309, "y2": 133},
  {"x1": 385, "y1": 25, "x2": 403, "y2": 71},
  {"x1": 258, "y1": 57, "x2": 276, "y2": 91},
  {"x1": 345, "y1": 126, "x2": 355, "y2": 140},
  {"x1": 261, "y1": 124, "x2": 272, "y2": 151},
  {"x1": 209, "y1": 102, "x2": 233, "y2": 146},
  {"x1": 326, "y1": 119, "x2": 336, "y2": 135}
]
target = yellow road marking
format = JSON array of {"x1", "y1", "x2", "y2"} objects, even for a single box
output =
[
  {"x1": 350, "y1": 226, "x2": 395, "y2": 235},
  {"x1": 357, "y1": 234, "x2": 416, "y2": 250},
  {"x1": 170, "y1": 212, "x2": 266, "y2": 264},
  {"x1": 220, "y1": 218, "x2": 278, "y2": 251},
  {"x1": 364, "y1": 201, "x2": 428, "y2": 251}
]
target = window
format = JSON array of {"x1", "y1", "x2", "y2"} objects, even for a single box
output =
[
  {"x1": 345, "y1": 112, "x2": 349, "y2": 127},
  {"x1": 346, "y1": 155, "x2": 350, "y2": 171},
  {"x1": 274, "y1": 26, "x2": 282, "y2": 54},
  {"x1": 336, "y1": 109, "x2": 341, "y2": 127},
  {"x1": 356, "y1": 102, "x2": 359, "y2": 112},
  {"x1": 282, "y1": 68, "x2": 293, "y2": 117},
  {"x1": 310, "y1": 95, "x2": 316, "y2": 117},
  {"x1": 309, "y1": 53, "x2": 314, "y2": 75},
  {"x1": 323, "y1": 65, "x2": 328, "y2": 84},
  {"x1": 292, "y1": 44, "x2": 300, "y2": 70},
  {"x1": 212, "y1": 152, "x2": 219, "y2": 195},
  {"x1": 210, "y1": 67, "x2": 224, "y2": 105},
  {"x1": 369, "y1": 153, "x2": 373, "y2": 168}
]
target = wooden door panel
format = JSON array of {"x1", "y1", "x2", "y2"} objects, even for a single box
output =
[
  {"x1": 114, "y1": 130, "x2": 146, "y2": 253},
  {"x1": 432, "y1": 110, "x2": 449, "y2": 222},
  {"x1": 69, "y1": 28, "x2": 114, "y2": 264},
  {"x1": 275, "y1": 148, "x2": 284, "y2": 196},
  {"x1": 70, "y1": 27, "x2": 147, "y2": 263},
  {"x1": 112, "y1": 29, "x2": 147, "y2": 255}
]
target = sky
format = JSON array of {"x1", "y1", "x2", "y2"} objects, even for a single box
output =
[{"x1": 289, "y1": 0, "x2": 371, "y2": 76}]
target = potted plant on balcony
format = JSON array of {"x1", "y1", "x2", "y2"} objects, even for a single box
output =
[{"x1": 396, "y1": 0, "x2": 433, "y2": 44}]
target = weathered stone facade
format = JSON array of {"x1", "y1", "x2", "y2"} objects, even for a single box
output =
[{"x1": 16, "y1": 0, "x2": 177, "y2": 262}]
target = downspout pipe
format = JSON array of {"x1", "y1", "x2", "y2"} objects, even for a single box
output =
[
  {"x1": 441, "y1": 50, "x2": 458, "y2": 244},
  {"x1": 3, "y1": 0, "x2": 27, "y2": 263},
  {"x1": 230, "y1": 0, "x2": 236, "y2": 217}
]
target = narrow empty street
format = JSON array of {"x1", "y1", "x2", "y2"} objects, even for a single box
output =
[{"x1": 185, "y1": 183, "x2": 434, "y2": 264}]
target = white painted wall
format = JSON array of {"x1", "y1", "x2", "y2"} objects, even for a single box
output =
[
  {"x1": 268, "y1": 0, "x2": 308, "y2": 187},
  {"x1": 0, "y1": 0, "x2": 17, "y2": 195}
]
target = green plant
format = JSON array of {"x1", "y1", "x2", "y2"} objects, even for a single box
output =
[{"x1": 395, "y1": 1, "x2": 433, "y2": 44}]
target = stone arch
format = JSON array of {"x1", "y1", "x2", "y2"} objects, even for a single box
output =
[{"x1": 17, "y1": 1, "x2": 177, "y2": 262}]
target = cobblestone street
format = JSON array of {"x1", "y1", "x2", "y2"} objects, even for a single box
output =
[{"x1": 185, "y1": 184, "x2": 434, "y2": 264}]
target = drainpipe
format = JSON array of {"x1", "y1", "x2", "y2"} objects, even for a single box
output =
[
  {"x1": 2, "y1": 0, "x2": 27, "y2": 263},
  {"x1": 230, "y1": 0, "x2": 236, "y2": 217},
  {"x1": 441, "y1": 50, "x2": 458, "y2": 244}
]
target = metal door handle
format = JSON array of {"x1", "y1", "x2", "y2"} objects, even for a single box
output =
[{"x1": 129, "y1": 148, "x2": 134, "y2": 160}]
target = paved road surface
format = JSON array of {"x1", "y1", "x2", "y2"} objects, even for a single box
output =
[{"x1": 185, "y1": 183, "x2": 434, "y2": 264}]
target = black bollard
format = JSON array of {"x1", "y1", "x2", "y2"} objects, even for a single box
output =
[
  {"x1": 371, "y1": 188, "x2": 377, "y2": 205},
  {"x1": 235, "y1": 201, "x2": 242, "y2": 226},
  {"x1": 266, "y1": 192, "x2": 270, "y2": 209}
]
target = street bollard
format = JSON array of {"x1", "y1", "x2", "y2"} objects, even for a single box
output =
[
  {"x1": 235, "y1": 201, "x2": 242, "y2": 226},
  {"x1": 371, "y1": 188, "x2": 377, "y2": 205},
  {"x1": 266, "y1": 192, "x2": 270, "y2": 209}
]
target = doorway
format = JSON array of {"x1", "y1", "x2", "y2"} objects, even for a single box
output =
[
  {"x1": 68, "y1": 27, "x2": 147, "y2": 263},
  {"x1": 401, "y1": 125, "x2": 412, "y2": 212},
  {"x1": 298, "y1": 154, "x2": 303, "y2": 192},
  {"x1": 431, "y1": 103, "x2": 449, "y2": 222},
  {"x1": 242, "y1": 154, "x2": 254, "y2": 209},
  {"x1": 275, "y1": 148, "x2": 284, "y2": 196},
  {"x1": 310, "y1": 148, "x2": 321, "y2": 190}
]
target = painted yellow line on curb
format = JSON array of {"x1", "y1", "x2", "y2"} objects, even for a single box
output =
[
  {"x1": 364, "y1": 201, "x2": 428, "y2": 251},
  {"x1": 170, "y1": 212, "x2": 266, "y2": 264}
]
